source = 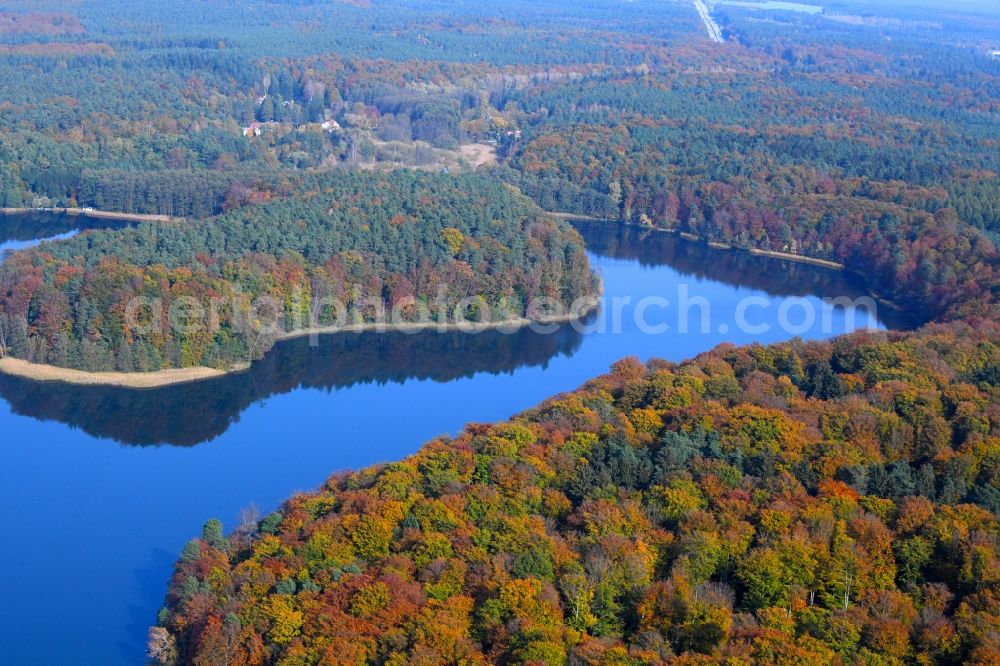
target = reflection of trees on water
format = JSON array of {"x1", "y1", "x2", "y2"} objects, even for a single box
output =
[
  {"x1": 574, "y1": 221, "x2": 919, "y2": 331},
  {"x1": 0, "y1": 220, "x2": 916, "y2": 448},
  {"x1": 0, "y1": 211, "x2": 127, "y2": 244},
  {"x1": 0, "y1": 325, "x2": 586, "y2": 447}
]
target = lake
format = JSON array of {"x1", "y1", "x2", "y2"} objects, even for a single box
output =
[
  {"x1": 0, "y1": 216, "x2": 910, "y2": 664},
  {"x1": 0, "y1": 209, "x2": 130, "y2": 257}
]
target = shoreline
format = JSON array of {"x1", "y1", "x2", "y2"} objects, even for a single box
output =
[
  {"x1": 0, "y1": 209, "x2": 901, "y2": 389},
  {"x1": 554, "y1": 213, "x2": 913, "y2": 314},
  {"x1": 0, "y1": 207, "x2": 180, "y2": 223},
  {"x1": 0, "y1": 310, "x2": 596, "y2": 390},
  {"x1": 551, "y1": 212, "x2": 847, "y2": 270},
  {"x1": 272, "y1": 311, "x2": 592, "y2": 342},
  {"x1": 0, "y1": 357, "x2": 239, "y2": 389},
  {"x1": 745, "y1": 247, "x2": 844, "y2": 270}
]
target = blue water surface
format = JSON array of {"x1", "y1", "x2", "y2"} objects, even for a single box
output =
[{"x1": 0, "y1": 220, "x2": 908, "y2": 664}]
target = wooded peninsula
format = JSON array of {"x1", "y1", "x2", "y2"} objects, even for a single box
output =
[{"x1": 0, "y1": 172, "x2": 597, "y2": 377}]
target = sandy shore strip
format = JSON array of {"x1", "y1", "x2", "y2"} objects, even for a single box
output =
[
  {"x1": 272, "y1": 312, "x2": 590, "y2": 342},
  {"x1": 0, "y1": 356, "x2": 239, "y2": 389},
  {"x1": 549, "y1": 212, "x2": 846, "y2": 270},
  {"x1": 547, "y1": 212, "x2": 620, "y2": 224},
  {"x1": 746, "y1": 247, "x2": 844, "y2": 270},
  {"x1": 0, "y1": 310, "x2": 597, "y2": 389},
  {"x1": 0, "y1": 207, "x2": 180, "y2": 223}
]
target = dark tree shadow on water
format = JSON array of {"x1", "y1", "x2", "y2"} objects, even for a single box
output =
[
  {"x1": 575, "y1": 219, "x2": 921, "y2": 329},
  {"x1": 0, "y1": 210, "x2": 129, "y2": 244},
  {"x1": 0, "y1": 222, "x2": 917, "y2": 448},
  {"x1": 0, "y1": 324, "x2": 587, "y2": 447}
]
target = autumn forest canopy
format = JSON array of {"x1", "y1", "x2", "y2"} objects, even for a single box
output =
[
  {"x1": 158, "y1": 322, "x2": 1000, "y2": 665},
  {"x1": 0, "y1": 172, "x2": 595, "y2": 372},
  {"x1": 0, "y1": 0, "x2": 998, "y2": 664}
]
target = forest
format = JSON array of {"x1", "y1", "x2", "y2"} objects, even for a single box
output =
[
  {"x1": 0, "y1": 0, "x2": 996, "y2": 663},
  {"x1": 0, "y1": 0, "x2": 996, "y2": 324},
  {"x1": 0, "y1": 172, "x2": 596, "y2": 372},
  {"x1": 137, "y1": 1, "x2": 1000, "y2": 664},
  {"x1": 155, "y1": 320, "x2": 1000, "y2": 664}
]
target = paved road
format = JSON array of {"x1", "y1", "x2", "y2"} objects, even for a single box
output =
[{"x1": 694, "y1": 0, "x2": 725, "y2": 43}]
